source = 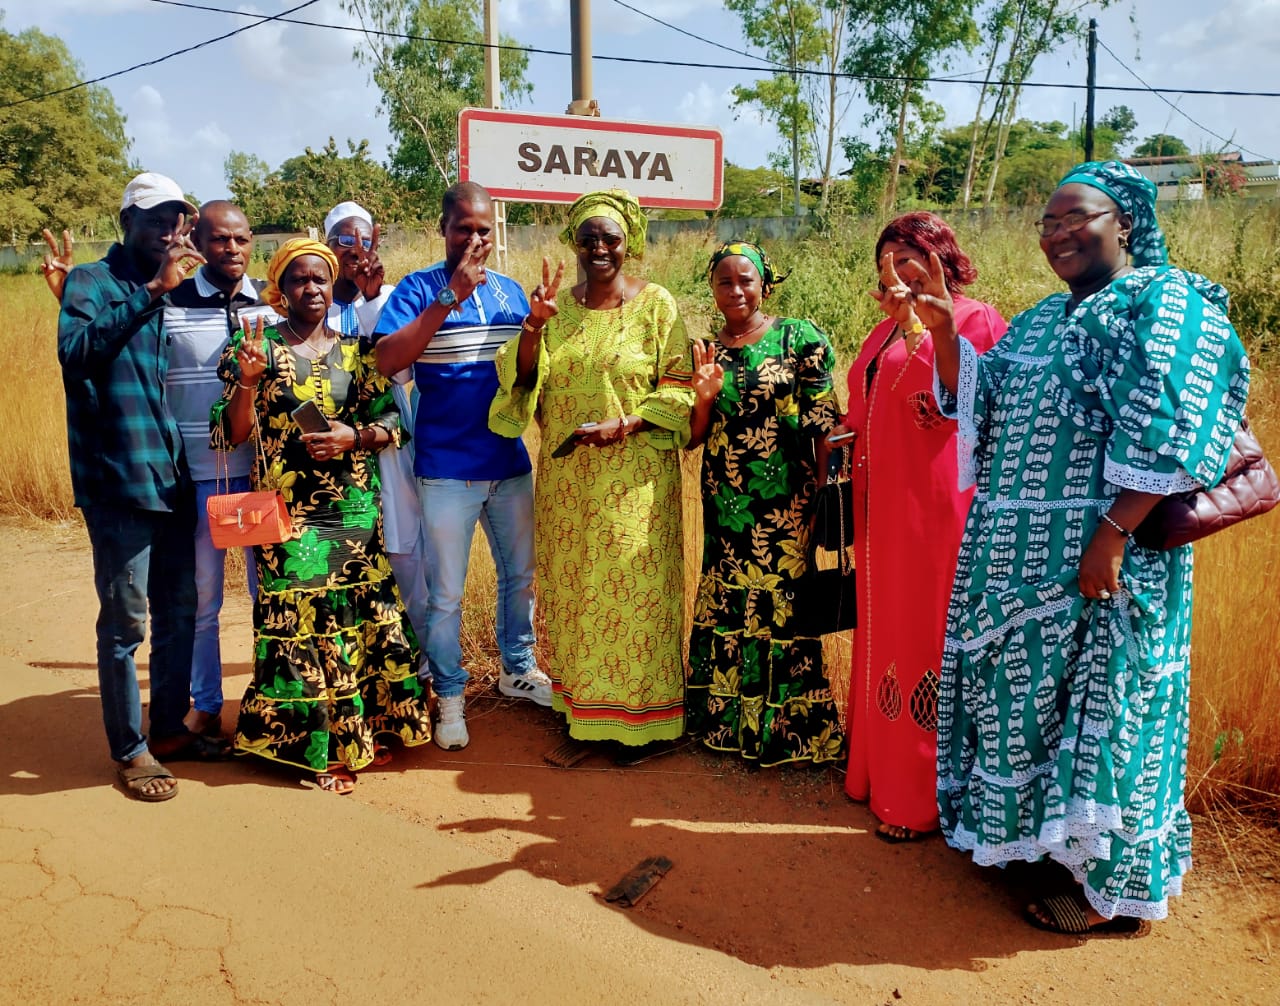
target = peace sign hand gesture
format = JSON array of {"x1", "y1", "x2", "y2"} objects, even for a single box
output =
[
  {"x1": 149, "y1": 213, "x2": 205, "y2": 295},
  {"x1": 236, "y1": 315, "x2": 269, "y2": 388},
  {"x1": 355, "y1": 223, "x2": 385, "y2": 300},
  {"x1": 870, "y1": 251, "x2": 919, "y2": 329},
  {"x1": 40, "y1": 228, "x2": 75, "y2": 303},
  {"x1": 895, "y1": 251, "x2": 955, "y2": 336},
  {"x1": 691, "y1": 339, "x2": 724, "y2": 403},
  {"x1": 527, "y1": 256, "x2": 565, "y2": 329}
]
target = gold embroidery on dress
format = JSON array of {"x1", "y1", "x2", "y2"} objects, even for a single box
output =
[
  {"x1": 876, "y1": 662, "x2": 902, "y2": 720},
  {"x1": 910, "y1": 668, "x2": 940, "y2": 732}
]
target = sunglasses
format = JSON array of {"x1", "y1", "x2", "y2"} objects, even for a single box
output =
[
  {"x1": 331, "y1": 234, "x2": 373, "y2": 250},
  {"x1": 576, "y1": 233, "x2": 624, "y2": 252}
]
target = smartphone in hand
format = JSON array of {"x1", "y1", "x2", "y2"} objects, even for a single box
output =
[
  {"x1": 827, "y1": 430, "x2": 856, "y2": 445},
  {"x1": 291, "y1": 399, "x2": 331, "y2": 434},
  {"x1": 550, "y1": 422, "x2": 597, "y2": 459}
]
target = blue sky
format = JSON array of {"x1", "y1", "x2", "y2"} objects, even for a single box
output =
[{"x1": 8, "y1": 0, "x2": 1280, "y2": 204}]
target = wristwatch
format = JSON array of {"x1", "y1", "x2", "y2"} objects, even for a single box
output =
[{"x1": 435, "y1": 286, "x2": 459, "y2": 310}]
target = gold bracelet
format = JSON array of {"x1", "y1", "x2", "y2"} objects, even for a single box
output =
[
  {"x1": 521, "y1": 318, "x2": 544, "y2": 336},
  {"x1": 236, "y1": 380, "x2": 257, "y2": 392}
]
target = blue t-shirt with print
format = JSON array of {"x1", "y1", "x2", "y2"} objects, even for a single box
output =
[{"x1": 373, "y1": 264, "x2": 532, "y2": 481}]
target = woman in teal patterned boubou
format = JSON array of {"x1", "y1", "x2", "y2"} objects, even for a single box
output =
[
  {"x1": 212, "y1": 238, "x2": 431, "y2": 795},
  {"x1": 685, "y1": 241, "x2": 845, "y2": 767},
  {"x1": 905, "y1": 161, "x2": 1250, "y2": 935}
]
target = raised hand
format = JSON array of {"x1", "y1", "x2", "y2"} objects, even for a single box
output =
[
  {"x1": 527, "y1": 256, "x2": 566, "y2": 328},
  {"x1": 691, "y1": 339, "x2": 724, "y2": 403},
  {"x1": 149, "y1": 213, "x2": 205, "y2": 295},
  {"x1": 236, "y1": 315, "x2": 269, "y2": 387},
  {"x1": 355, "y1": 222, "x2": 385, "y2": 300},
  {"x1": 40, "y1": 228, "x2": 75, "y2": 303},
  {"x1": 870, "y1": 251, "x2": 919, "y2": 329},
  {"x1": 450, "y1": 232, "x2": 491, "y2": 305},
  {"x1": 896, "y1": 251, "x2": 955, "y2": 335}
]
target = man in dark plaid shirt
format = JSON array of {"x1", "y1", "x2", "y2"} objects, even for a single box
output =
[{"x1": 57, "y1": 172, "x2": 208, "y2": 802}]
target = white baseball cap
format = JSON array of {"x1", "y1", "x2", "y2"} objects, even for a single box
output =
[{"x1": 120, "y1": 172, "x2": 197, "y2": 215}]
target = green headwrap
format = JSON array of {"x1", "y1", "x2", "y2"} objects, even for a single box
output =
[
  {"x1": 559, "y1": 188, "x2": 647, "y2": 259},
  {"x1": 706, "y1": 241, "x2": 788, "y2": 299},
  {"x1": 1056, "y1": 160, "x2": 1167, "y2": 267}
]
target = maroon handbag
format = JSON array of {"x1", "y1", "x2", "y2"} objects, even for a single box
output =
[{"x1": 1133, "y1": 417, "x2": 1280, "y2": 550}]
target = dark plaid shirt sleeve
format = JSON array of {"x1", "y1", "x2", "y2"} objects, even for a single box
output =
[{"x1": 57, "y1": 244, "x2": 188, "y2": 512}]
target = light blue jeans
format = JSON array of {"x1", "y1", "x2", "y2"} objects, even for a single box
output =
[
  {"x1": 82, "y1": 500, "x2": 196, "y2": 762},
  {"x1": 192, "y1": 477, "x2": 259, "y2": 716},
  {"x1": 419, "y1": 473, "x2": 537, "y2": 698}
]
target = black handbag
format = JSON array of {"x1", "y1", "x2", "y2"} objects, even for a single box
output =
[
  {"x1": 792, "y1": 449, "x2": 857, "y2": 636},
  {"x1": 810, "y1": 446, "x2": 855, "y2": 552}
]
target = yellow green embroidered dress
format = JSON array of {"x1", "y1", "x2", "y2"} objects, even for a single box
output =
[
  {"x1": 490, "y1": 284, "x2": 694, "y2": 745},
  {"x1": 212, "y1": 326, "x2": 431, "y2": 772}
]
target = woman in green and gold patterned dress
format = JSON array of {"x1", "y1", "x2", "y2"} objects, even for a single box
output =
[
  {"x1": 213, "y1": 239, "x2": 430, "y2": 794},
  {"x1": 490, "y1": 189, "x2": 694, "y2": 761},
  {"x1": 685, "y1": 242, "x2": 845, "y2": 766}
]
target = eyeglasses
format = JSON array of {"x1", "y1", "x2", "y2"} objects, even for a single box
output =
[
  {"x1": 331, "y1": 233, "x2": 373, "y2": 250},
  {"x1": 1035, "y1": 209, "x2": 1114, "y2": 238},
  {"x1": 576, "y1": 233, "x2": 623, "y2": 252}
]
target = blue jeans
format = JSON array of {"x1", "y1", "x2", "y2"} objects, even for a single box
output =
[
  {"x1": 82, "y1": 499, "x2": 197, "y2": 762},
  {"x1": 419, "y1": 473, "x2": 537, "y2": 698},
  {"x1": 191, "y1": 478, "x2": 259, "y2": 716}
]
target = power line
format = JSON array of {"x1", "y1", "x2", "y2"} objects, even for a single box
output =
[
  {"x1": 137, "y1": 0, "x2": 1280, "y2": 99},
  {"x1": 605, "y1": 0, "x2": 782, "y2": 71},
  {"x1": 1096, "y1": 37, "x2": 1276, "y2": 162},
  {"x1": 9, "y1": 0, "x2": 1280, "y2": 122},
  {"x1": 0, "y1": 0, "x2": 322, "y2": 111}
]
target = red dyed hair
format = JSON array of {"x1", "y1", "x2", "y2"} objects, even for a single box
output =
[{"x1": 875, "y1": 212, "x2": 977, "y2": 294}]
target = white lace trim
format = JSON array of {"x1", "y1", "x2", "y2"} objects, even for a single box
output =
[
  {"x1": 945, "y1": 597, "x2": 1074, "y2": 653},
  {"x1": 1104, "y1": 457, "x2": 1202, "y2": 495},
  {"x1": 976, "y1": 494, "x2": 1113, "y2": 512},
  {"x1": 1001, "y1": 352, "x2": 1053, "y2": 365},
  {"x1": 935, "y1": 338, "x2": 980, "y2": 491},
  {"x1": 1141, "y1": 661, "x2": 1187, "y2": 682}
]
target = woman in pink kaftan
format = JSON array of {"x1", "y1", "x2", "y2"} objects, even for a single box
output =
[{"x1": 834, "y1": 213, "x2": 1006, "y2": 842}]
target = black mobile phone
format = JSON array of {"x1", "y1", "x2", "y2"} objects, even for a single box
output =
[
  {"x1": 291, "y1": 399, "x2": 331, "y2": 434},
  {"x1": 550, "y1": 422, "x2": 597, "y2": 459}
]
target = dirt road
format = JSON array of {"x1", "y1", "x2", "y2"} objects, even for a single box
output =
[{"x1": 1, "y1": 520, "x2": 1276, "y2": 1005}]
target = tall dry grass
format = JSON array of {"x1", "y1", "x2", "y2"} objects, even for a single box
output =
[{"x1": 5, "y1": 206, "x2": 1276, "y2": 809}]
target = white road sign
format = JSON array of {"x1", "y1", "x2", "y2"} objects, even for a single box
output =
[{"x1": 459, "y1": 108, "x2": 724, "y2": 209}]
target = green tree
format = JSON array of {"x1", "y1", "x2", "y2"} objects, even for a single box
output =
[
  {"x1": 718, "y1": 162, "x2": 802, "y2": 217},
  {"x1": 1099, "y1": 104, "x2": 1137, "y2": 151},
  {"x1": 1134, "y1": 133, "x2": 1191, "y2": 158},
  {"x1": 225, "y1": 138, "x2": 409, "y2": 232},
  {"x1": 842, "y1": 1, "x2": 979, "y2": 211},
  {"x1": 962, "y1": 1, "x2": 1115, "y2": 208},
  {"x1": 344, "y1": 0, "x2": 531, "y2": 207},
  {"x1": 726, "y1": 0, "x2": 854, "y2": 214},
  {"x1": 0, "y1": 17, "x2": 131, "y2": 242}
]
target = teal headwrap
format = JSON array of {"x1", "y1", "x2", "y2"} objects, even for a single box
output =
[
  {"x1": 706, "y1": 241, "x2": 789, "y2": 299},
  {"x1": 1056, "y1": 160, "x2": 1167, "y2": 267},
  {"x1": 560, "y1": 188, "x2": 647, "y2": 259}
]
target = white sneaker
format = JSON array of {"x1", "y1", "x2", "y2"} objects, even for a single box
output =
[
  {"x1": 433, "y1": 694, "x2": 469, "y2": 750},
  {"x1": 499, "y1": 667, "x2": 553, "y2": 707}
]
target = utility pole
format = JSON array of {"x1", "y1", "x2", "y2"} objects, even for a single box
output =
[
  {"x1": 1084, "y1": 18, "x2": 1097, "y2": 162},
  {"x1": 567, "y1": 0, "x2": 598, "y2": 117},
  {"x1": 483, "y1": 0, "x2": 506, "y2": 268}
]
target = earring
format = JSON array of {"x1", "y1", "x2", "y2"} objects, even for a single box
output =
[
  {"x1": 280, "y1": 295, "x2": 290, "y2": 310},
  {"x1": 1119, "y1": 235, "x2": 1129, "y2": 250}
]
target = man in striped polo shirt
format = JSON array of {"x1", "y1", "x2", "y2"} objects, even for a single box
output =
[
  {"x1": 166, "y1": 201, "x2": 276, "y2": 739},
  {"x1": 374, "y1": 181, "x2": 550, "y2": 751}
]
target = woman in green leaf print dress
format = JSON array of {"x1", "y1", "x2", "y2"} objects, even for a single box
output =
[
  {"x1": 686, "y1": 242, "x2": 845, "y2": 766},
  {"x1": 212, "y1": 239, "x2": 431, "y2": 795}
]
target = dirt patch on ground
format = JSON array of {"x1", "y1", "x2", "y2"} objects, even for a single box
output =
[{"x1": 1, "y1": 518, "x2": 1277, "y2": 1004}]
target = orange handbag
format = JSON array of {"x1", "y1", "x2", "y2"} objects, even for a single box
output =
[{"x1": 206, "y1": 404, "x2": 293, "y2": 549}]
